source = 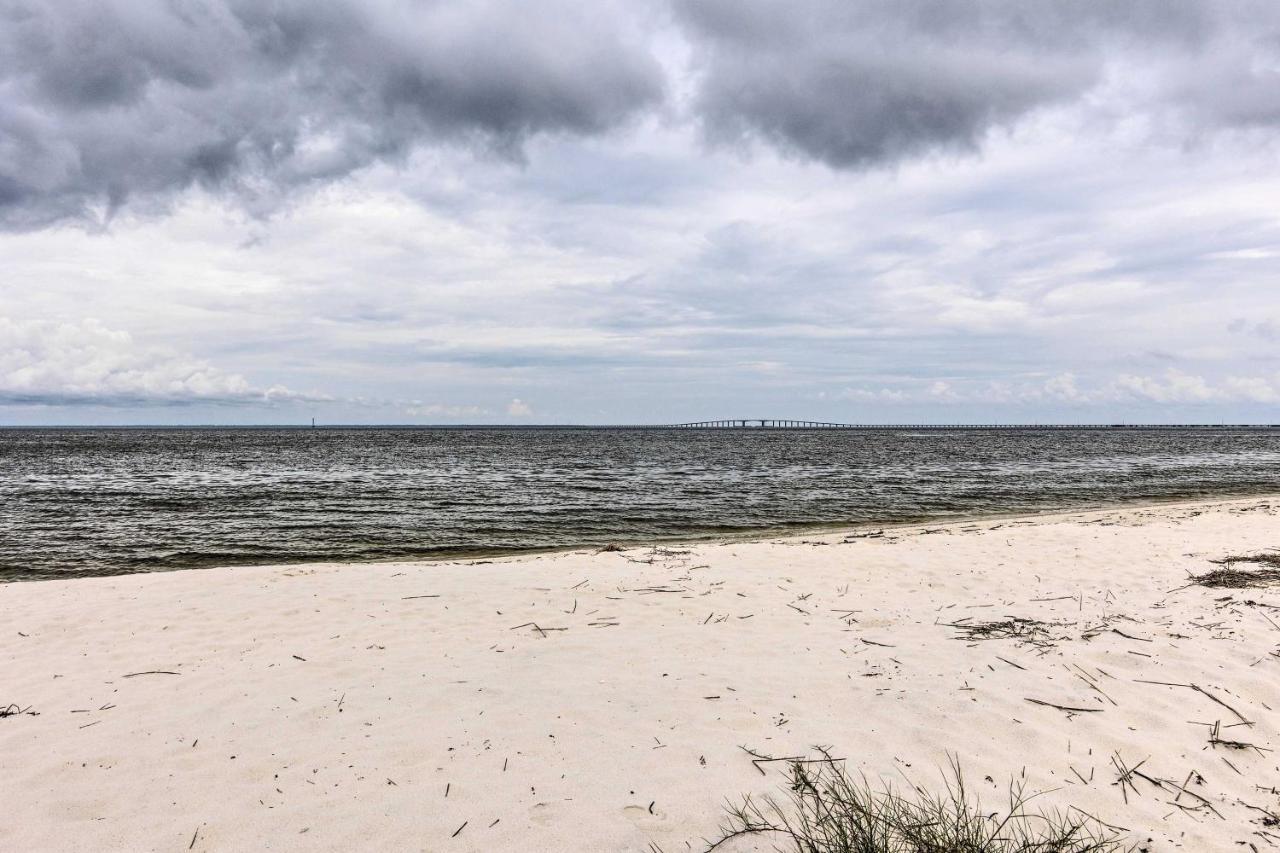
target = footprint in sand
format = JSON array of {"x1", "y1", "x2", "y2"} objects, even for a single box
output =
[
  {"x1": 527, "y1": 802, "x2": 555, "y2": 826},
  {"x1": 622, "y1": 803, "x2": 667, "y2": 830}
]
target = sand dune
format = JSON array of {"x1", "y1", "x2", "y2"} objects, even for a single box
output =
[{"x1": 3, "y1": 496, "x2": 1279, "y2": 851}]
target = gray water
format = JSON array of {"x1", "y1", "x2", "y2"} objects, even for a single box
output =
[{"x1": 3, "y1": 427, "x2": 1279, "y2": 581}]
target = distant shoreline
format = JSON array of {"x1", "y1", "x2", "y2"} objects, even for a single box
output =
[{"x1": 3, "y1": 423, "x2": 1280, "y2": 430}]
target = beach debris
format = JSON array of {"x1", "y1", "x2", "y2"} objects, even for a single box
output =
[
  {"x1": 1109, "y1": 753, "x2": 1225, "y2": 818},
  {"x1": 738, "y1": 745, "x2": 846, "y2": 777},
  {"x1": 1237, "y1": 800, "x2": 1280, "y2": 830},
  {"x1": 1110, "y1": 754, "x2": 1171, "y2": 805},
  {"x1": 943, "y1": 617, "x2": 1059, "y2": 647},
  {"x1": 121, "y1": 670, "x2": 180, "y2": 678},
  {"x1": 1133, "y1": 680, "x2": 1252, "y2": 725},
  {"x1": 509, "y1": 622, "x2": 567, "y2": 637},
  {"x1": 1, "y1": 703, "x2": 38, "y2": 719},
  {"x1": 1025, "y1": 697, "x2": 1103, "y2": 716},
  {"x1": 1208, "y1": 720, "x2": 1270, "y2": 754},
  {"x1": 1192, "y1": 554, "x2": 1280, "y2": 589}
]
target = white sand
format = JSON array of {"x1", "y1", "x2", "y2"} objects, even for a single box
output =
[{"x1": 3, "y1": 496, "x2": 1279, "y2": 851}]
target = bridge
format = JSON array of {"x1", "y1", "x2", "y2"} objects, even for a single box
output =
[
  {"x1": 668, "y1": 419, "x2": 859, "y2": 428},
  {"x1": 662, "y1": 420, "x2": 1280, "y2": 430}
]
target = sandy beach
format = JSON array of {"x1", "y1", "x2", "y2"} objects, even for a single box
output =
[{"x1": 3, "y1": 496, "x2": 1278, "y2": 851}]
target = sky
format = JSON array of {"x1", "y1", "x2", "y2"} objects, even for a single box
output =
[{"x1": 3, "y1": 0, "x2": 1280, "y2": 425}]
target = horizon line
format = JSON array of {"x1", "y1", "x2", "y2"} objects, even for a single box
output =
[{"x1": 3, "y1": 422, "x2": 1280, "y2": 430}]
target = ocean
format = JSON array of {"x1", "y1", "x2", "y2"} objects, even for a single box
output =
[{"x1": 3, "y1": 426, "x2": 1279, "y2": 581}]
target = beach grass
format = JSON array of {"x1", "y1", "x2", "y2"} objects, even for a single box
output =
[{"x1": 709, "y1": 752, "x2": 1127, "y2": 853}]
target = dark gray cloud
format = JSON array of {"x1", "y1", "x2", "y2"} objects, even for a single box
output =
[
  {"x1": 5, "y1": 0, "x2": 1280, "y2": 230},
  {"x1": 674, "y1": 0, "x2": 1280, "y2": 168},
  {"x1": 0, "y1": 0, "x2": 664, "y2": 227}
]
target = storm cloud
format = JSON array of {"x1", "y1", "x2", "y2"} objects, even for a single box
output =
[
  {"x1": 0, "y1": 0, "x2": 663, "y2": 227},
  {"x1": 675, "y1": 0, "x2": 1280, "y2": 168},
  {"x1": 5, "y1": 1, "x2": 1280, "y2": 226}
]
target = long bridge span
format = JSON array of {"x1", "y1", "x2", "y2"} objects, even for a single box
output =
[
  {"x1": 670, "y1": 419, "x2": 859, "y2": 428},
  {"x1": 662, "y1": 420, "x2": 1279, "y2": 430}
]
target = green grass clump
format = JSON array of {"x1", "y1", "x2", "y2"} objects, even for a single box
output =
[{"x1": 709, "y1": 752, "x2": 1128, "y2": 852}]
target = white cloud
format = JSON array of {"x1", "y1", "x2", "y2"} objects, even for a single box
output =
[
  {"x1": 822, "y1": 370, "x2": 1280, "y2": 411},
  {"x1": 926, "y1": 381, "x2": 960, "y2": 401},
  {"x1": 1222, "y1": 376, "x2": 1280, "y2": 404},
  {"x1": 0, "y1": 317, "x2": 326, "y2": 406},
  {"x1": 1204, "y1": 248, "x2": 1279, "y2": 261},
  {"x1": 1108, "y1": 370, "x2": 1219, "y2": 404},
  {"x1": 404, "y1": 403, "x2": 487, "y2": 418},
  {"x1": 506, "y1": 398, "x2": 534, "y2": 417},
  {"x1": 1042, "y1": 372, "x2": 1088, "y2": 403},
  {"x1": 826, "y1": 388, "x2": 909, "y2": 403}
]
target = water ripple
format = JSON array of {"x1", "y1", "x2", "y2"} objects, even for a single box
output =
[{"x1": 2, "y1": 427, "x2": 1279, "y2": 580}]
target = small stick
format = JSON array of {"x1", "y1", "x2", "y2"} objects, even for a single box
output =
[
  {"x1": 1134, "y1": 680, "x2": 1252, "y2": 724},
  {"x1": 1068, "y1": 806, "x2": 1128, "y2": 833},
  {"x1": 1173, "y1": 770, "x2": 1195, "y2": 803},
  {"x1": 122, "y1": 671, "x2": 180, "y2": 678},
  {"x1": 1025, "y1": 697, "x2": 1102, "y2": 714}
]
